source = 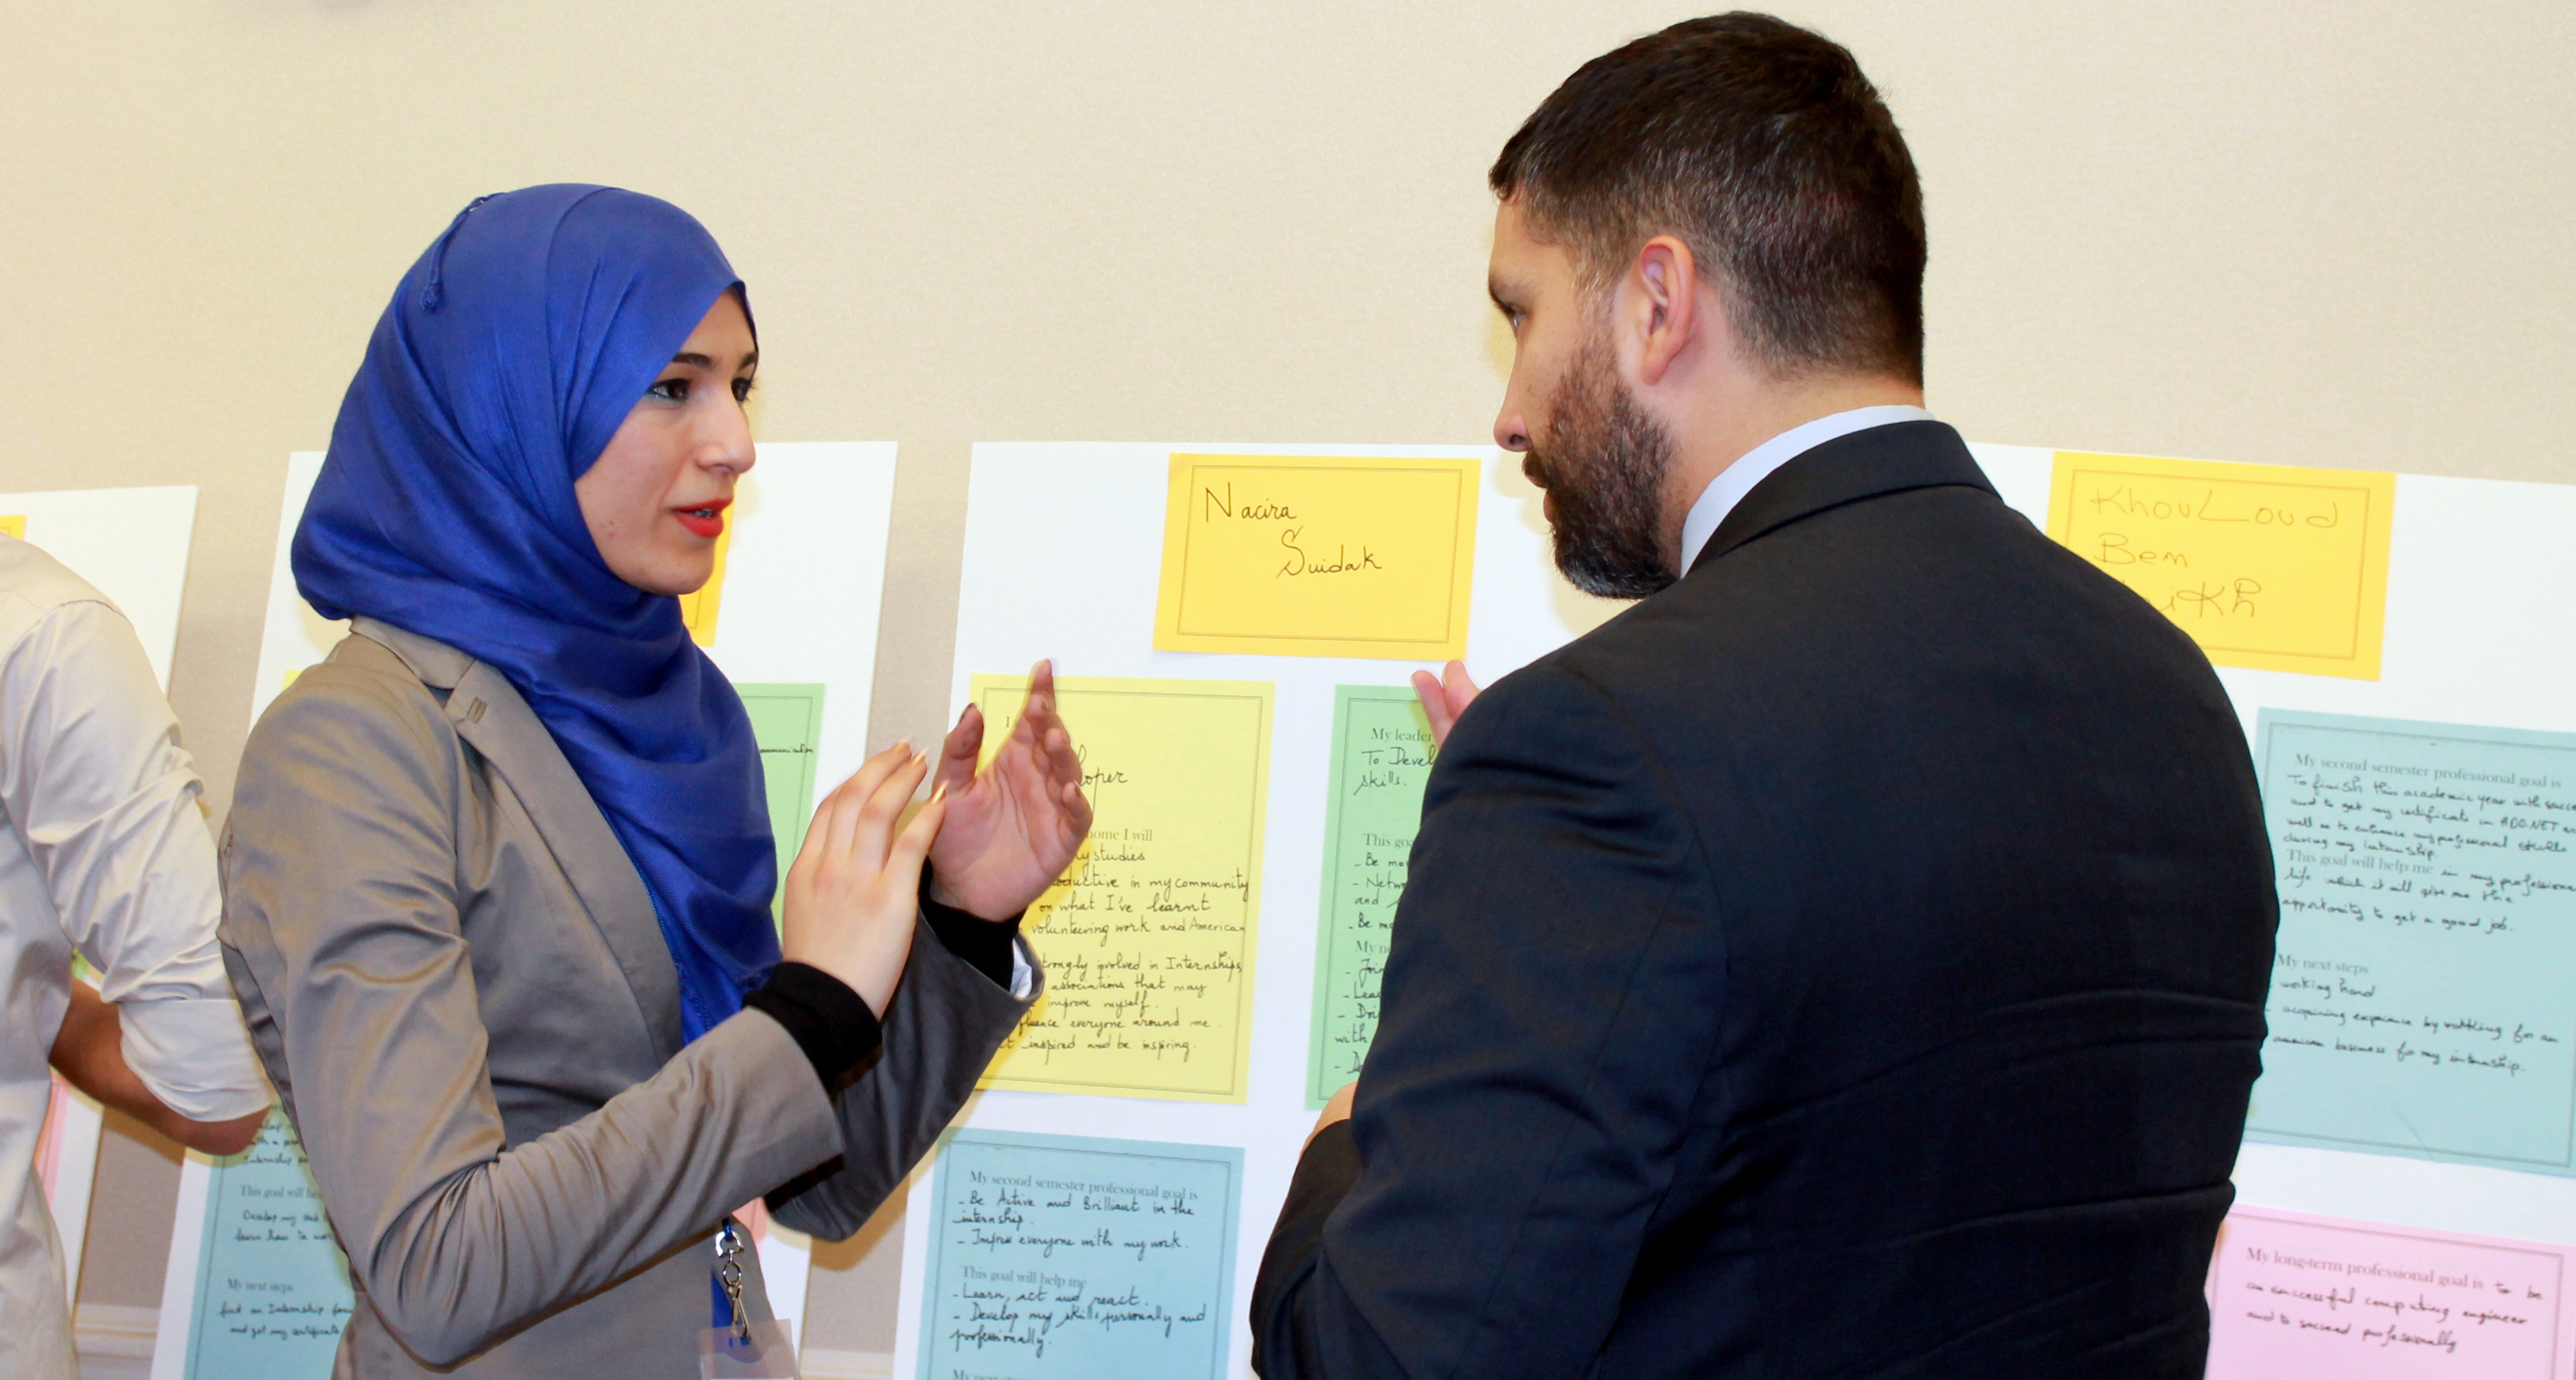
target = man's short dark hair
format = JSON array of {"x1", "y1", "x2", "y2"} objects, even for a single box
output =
[{"x1": 1492, "y1": 12, "x2": 1925, "y2": 384}]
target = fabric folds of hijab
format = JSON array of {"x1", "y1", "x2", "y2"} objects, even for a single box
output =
[{"x1": 294, "y1": 183, "x2": 774, "y2": 1042}]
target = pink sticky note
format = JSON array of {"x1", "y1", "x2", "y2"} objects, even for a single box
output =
[
  {"x1": 2207, "y1": 1205, "x2": 2573, "y2": 1378},
  {"x1": 32, "y1": 1074, "x2": 68, "y2": 1196}
]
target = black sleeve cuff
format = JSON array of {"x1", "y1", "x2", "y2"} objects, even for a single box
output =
[
  {"x1": 744, "y1": 961, "x2": 882, "y2": 1092},
  {"x1": 921, "y1": 871, "x2": 1024, "y2": 990},
  {"x1": 1251, "y1": 1118, "x2": 1364, "y2": 1375}
]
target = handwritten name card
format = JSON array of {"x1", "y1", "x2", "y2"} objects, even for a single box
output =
[
  {"x1": 1307, "y1": 686, "x2": 1431, "y2": 1107},
  {"x1": 972, "y1": 675, "x2": 1271, "y2": 1102},
  {"x1": 2248, "y1": 711, "x2": 2576, "y2": 1173},
  {"x1": 1153, "y1": 454, "x2": 1479, "y2": 660},
  {"x1": 2207, "y1": 1205, "x2": 2571, "y2": 1378},
  {"x1": 919, "y1": 1129, "x2": 1241, "y2": 1380},
  {"x1": 2045, "y1": 452, "x2": 2394, "y2": 679},
  {"x1": 184, "y1": 1112, "x2": 355, "y2": 1378}
]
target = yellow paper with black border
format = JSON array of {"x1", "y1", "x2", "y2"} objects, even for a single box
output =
[
  {"x1": 969, "y1": 673, "x2": 1270, "y2": 1102},
  {"x1": 676, "y1": 518, "x2": 732, "y2": 647},
  {"x1": 1153, "y1": 453, "x2": 1477, "y2": 659},
  {"x1": 2045, "y1": 452, "x2": 2394, "y2": 680}
]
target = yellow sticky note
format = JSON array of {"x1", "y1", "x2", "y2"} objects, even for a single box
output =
[
  {"x1": 971, "y1": 674, "x2": 1271, "y2": 1102},
  {"x1": 2046, "y1": 452, "x2": 2395, "y2": 680},
  {"x1": 676, "y1": 518, "x2": 732, "y2": 647},
  {"x1": 1153, "y1": 454, "x2": 1478, "y2": 660},
  {"x1": 0, "y1": 516, "x2": 23, "y2": 540}
]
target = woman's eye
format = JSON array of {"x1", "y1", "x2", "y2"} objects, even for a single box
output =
[
  {"x1": 647, "y1": 377, "x2": 689, "y2": 403},
  {"x1": 733, "y1": 376, "x2": 756, "y2": 404}
]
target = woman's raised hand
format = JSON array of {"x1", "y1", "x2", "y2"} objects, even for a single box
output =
[
  {"x1": 926, "y1": 658, "x2": 1093, "y2": 921},
  {"x1": 779, "y1": 741, "x2": 948, "y2": 1016}
]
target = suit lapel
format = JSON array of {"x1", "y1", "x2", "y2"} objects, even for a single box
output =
[
  {"x1": 1690, "y1": 420, "x2": 1998, "y2": 575},
  {"x1": 353, "y1": 619, "x2": 686, "y2": 1063}
]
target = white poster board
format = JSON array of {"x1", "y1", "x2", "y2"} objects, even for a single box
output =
[
  {"x1": 8, "y1": 483, "x2": 200, "y2": 1304},
  {"x1": 904, "y1": 435, "x2": 2576, "y2": 1379},
  {"x1": 1973, "y1": 444, "x2": 2576, "y2": 1247},
  {"x1": 156, "y1": 445, "x2": 895, "y2": 1377},
  {"x1": 899, "y1": 441, "x2": 1613, "y2": 1380}
]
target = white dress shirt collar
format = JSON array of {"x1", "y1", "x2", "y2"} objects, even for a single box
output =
[{"x1": 1677, "y1": 404, "x2": 1935, "y2": 572}]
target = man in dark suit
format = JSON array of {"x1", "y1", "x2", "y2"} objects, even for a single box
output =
[{"x1": 1250, "y1": 14, "x2": 2277, "y2": 1379}]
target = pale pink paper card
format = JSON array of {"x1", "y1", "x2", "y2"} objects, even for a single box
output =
[
  {"x1": 32, "y1": 1074, "x2": 67, "y2": 1195},
  {"x1": 2207, "y1": 1205, "x2": 2571, "y2": 1377}
]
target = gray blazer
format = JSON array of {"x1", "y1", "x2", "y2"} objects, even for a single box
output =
[{"x1": 220, "y1": 620, "x2": 1034, "y2": 1378}]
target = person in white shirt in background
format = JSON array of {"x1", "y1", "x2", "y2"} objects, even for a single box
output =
[{"x1": 0, "y1": 533, "x2": 272, "y2": 1379}]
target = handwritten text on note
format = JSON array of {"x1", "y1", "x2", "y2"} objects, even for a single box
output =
[
  {"x1": 972, "y1": 675, "x2": 1271, "y2": 1102},
  {"x1": 185, "y1": 1112, "x2": 355, "y2": 1378},
  {"x1": 2046, "y1": 452, "x2": 2394, "y2": 679},
  {"x1": 1153, "y1": 454, "x2": 1480, "y2": 659},
  {"x1": 738, "y1": 682, "x2": 824, "y2": 926},
  {"x1": 2206, "y1": 1206, "x2": 2569, "y2": 1378},
  {"x1": 2248, "y1": 711, "x2": 2576, "y2": 1173},
  {"x1": 1307, "y1": 687, "x2": 1432, "y2": 1107},
  {"x1": 920, "y1": 1130, "x2": 1241, "y2": 1380}
]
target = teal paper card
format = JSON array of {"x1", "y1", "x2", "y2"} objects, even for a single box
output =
[
  {"x1": 918, "y1": 1129, "x2": 1242, "y2": 1380},
  {"x1": 1307, "y1": 686, "x2": 1434, "y2": 1107},
  {"x1": 186, "y1": 1111, "x2": 355, "y2": 1377},
  {"x1": 2246, "y1": 709, "x2": 2576, "y2": 1172}
]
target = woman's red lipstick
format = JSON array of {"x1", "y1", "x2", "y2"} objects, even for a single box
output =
[{"x1": 672, "y1": 497, "x2": 730, "y2": 539}]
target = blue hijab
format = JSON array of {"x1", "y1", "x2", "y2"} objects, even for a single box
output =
[{"x1": 295, "y1": 184, "x2": 775, "y2": 1042}]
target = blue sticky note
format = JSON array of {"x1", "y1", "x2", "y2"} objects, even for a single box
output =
[
  {"x1": 186, "y1": 1110, "x2": 356, "y2": 1377},
  {"x1": 919, "y1": 1129, "x2": 1242, "y2": 1380},
  {"x1": 2246, "y1": 709, "x2": 2576, "y2": 1172}
]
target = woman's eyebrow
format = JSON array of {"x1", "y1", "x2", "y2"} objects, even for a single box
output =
[{"x1": 666, "y1": 350, "x2": 757, "y2": 371}]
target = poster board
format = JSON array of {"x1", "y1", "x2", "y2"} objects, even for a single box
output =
[
  {"x1": 900, "y1": 442, "x2": 1613, "y2": 1379},
  {"x1": 8, "y1": 483, "x2": 199, "y2": 1304},
  {"x1": 1977, "y1": 444, "x2": 2576, "y2": 1291},
  {"x1": 154, "y1": 445, "x2": 895, "y2": 1377},
  {"x1": 903, "y1": 435, "x2": 2576, "y2": 1377}
]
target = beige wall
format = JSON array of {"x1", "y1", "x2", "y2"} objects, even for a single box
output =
[{"x1": 9, "y1": 0, "x2": 2571, "y2": 1355}]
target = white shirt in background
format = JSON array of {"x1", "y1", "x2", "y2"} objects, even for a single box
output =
[{"x1": 0, "y1": 536, "x2": 270, "y2": 1380}]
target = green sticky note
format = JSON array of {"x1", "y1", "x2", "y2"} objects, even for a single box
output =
[
  {"x1": 738, "y1": 683, "x2": 825, "y2": 927},
  {"x1": 1308, "y1": 686, "x2": 1435, "y2": 1107}
]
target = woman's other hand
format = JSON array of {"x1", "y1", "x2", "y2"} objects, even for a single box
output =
[
  {"x1": 926, "y1": 658, "x2": 1093, "y2": 920},
  {"x1": 781, "y1": 742, "x2": 947, "y2": 1015}
]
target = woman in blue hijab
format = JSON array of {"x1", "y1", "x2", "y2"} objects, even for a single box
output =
[{"x1": 221, "y1": 185, "x2": 1086, "y2": 1379}]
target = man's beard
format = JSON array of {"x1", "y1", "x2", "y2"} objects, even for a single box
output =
[{"x1": 1528, "y1": 337, "x2": 1681, "y2": 599}]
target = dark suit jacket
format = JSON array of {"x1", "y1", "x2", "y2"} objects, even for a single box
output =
[{"x1": 1251, "y1": 422, "x2": 2277, "y2": 1379}]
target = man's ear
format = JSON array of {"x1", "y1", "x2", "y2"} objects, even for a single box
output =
[{"x1": 1630, "y1": 235, "x2": 1701, "y2": 388}]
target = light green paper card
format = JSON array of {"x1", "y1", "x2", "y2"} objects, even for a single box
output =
[
  {"x1": 1307, "y1": 685, "x2": 1435, "y2": 1107},
  {"x1": 738, "y1": 682, "x2": 825, "y2": 927}
]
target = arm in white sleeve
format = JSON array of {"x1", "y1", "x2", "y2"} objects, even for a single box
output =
[{"x1": 0, "y1": 597, "x2": 268, "y2": 1120}]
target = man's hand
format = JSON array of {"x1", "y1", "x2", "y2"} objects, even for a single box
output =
[
  {"x1": 1309, "y1": 1081, "x2": 1357, "y2": 1149},
  {"x1": 1410, "y1": 660, "x2": 1483, "y2": 748},
  {"x1": 927, "y1": 658, "x2": 1094, "y2": 920},
  {"x1": 50, "y1": 982, "x2": 266, "y2": 1155}
]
